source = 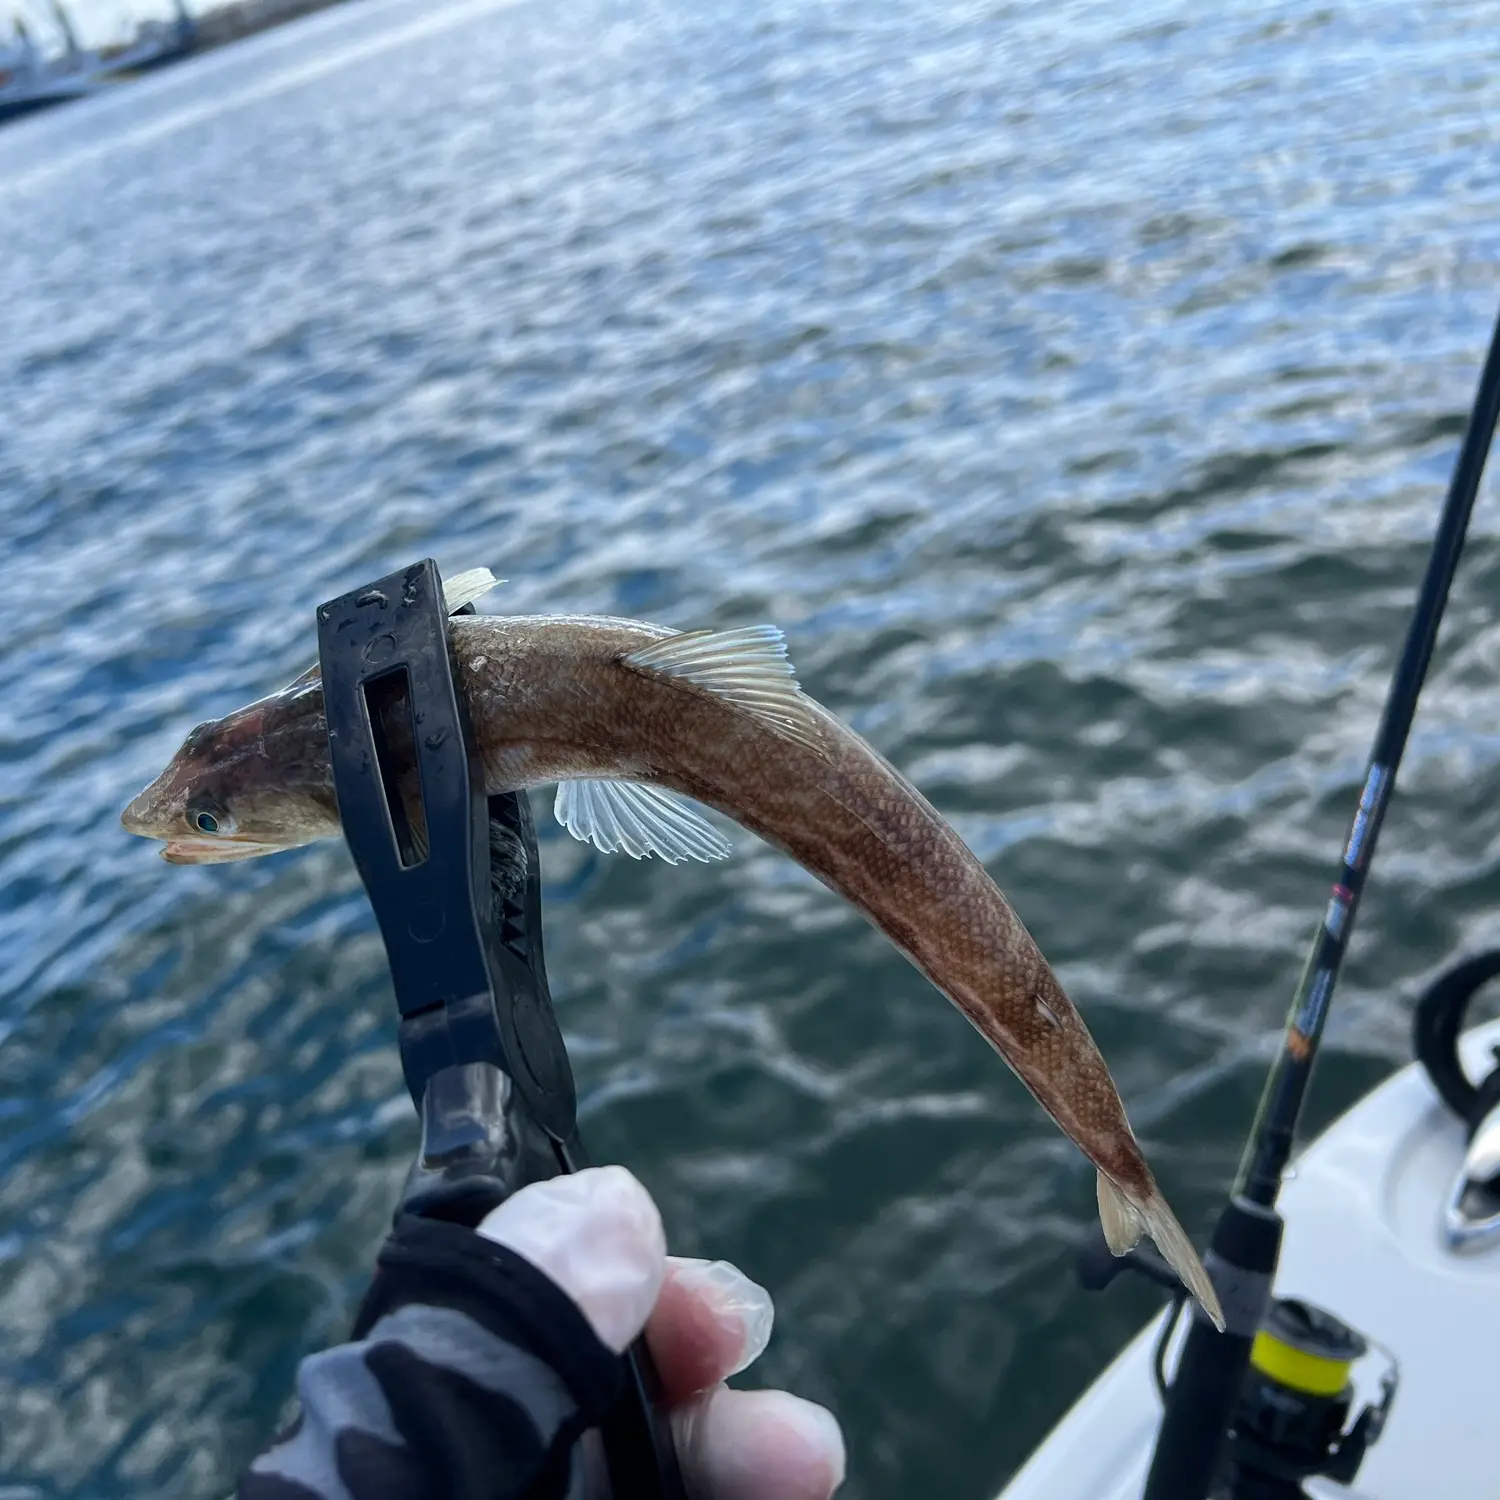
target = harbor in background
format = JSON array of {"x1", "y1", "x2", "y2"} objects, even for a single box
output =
[{"x1": 0, "y1": 0, "x2": 351, "y2": 121}]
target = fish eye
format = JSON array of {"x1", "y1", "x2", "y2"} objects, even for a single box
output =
[{"x1": 186, "y1": 804, "x2": 235, "y2": 837}]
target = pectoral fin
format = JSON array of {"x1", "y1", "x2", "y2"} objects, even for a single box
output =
[{"x1": 554, "y1": 779, "x2": 731, "y2": 864}]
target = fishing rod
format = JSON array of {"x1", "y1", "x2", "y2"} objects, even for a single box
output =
[{"x1": 1137, "y1": 299, "x2": 1500, "y2": 1500}]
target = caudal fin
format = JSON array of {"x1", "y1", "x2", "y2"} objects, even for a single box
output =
[
  {"x1": 1097, "y1": 1171, "x2": 1145, "y2": 1252},
  {"x1": 1097, "y1": 1172, "x2": 1225, "y2": 1332}
]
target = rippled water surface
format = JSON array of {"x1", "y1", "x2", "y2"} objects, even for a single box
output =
[{"x1": 5, "y1": 0, "x2": 1500, "y2": 1494}]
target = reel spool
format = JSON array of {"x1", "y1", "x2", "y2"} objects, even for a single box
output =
[{"x1": 1219, "y1": 1298, "x2": 1396, "y2": 1499}]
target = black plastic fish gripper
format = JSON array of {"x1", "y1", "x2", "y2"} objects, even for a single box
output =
[
  {"x1": 316, "y1": 557, "x2": 687, "y2": 1499},
  {"x1": 317, "y1": 559, "x2": 574, "y2": 1150}
]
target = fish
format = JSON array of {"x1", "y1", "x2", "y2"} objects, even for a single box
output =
[{"x1": 121, "y1": 566, "x2": 1224, "y2": 1329}]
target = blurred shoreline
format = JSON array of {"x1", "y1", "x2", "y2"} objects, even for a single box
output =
[
  {"x1": 186, "y1": 0, "x2": 353, "y2": 54},
  {"x1": 0, "y1": 0, "x2": 358, "y2": 126}
]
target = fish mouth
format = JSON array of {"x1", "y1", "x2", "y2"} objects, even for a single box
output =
[{"x1": 162, "y1": 838, "x2": 284, "y2": 864}]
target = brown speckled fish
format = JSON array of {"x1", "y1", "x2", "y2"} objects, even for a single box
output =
[{"x1": 121, "y1": 568, "x2": 1224, "y2": 1329}]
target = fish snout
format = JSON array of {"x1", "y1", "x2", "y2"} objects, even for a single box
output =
[{"x1": 120, "y1": 786, "x2": 166, "y2": 838}]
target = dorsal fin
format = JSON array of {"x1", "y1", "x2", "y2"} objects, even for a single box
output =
[
  {"x1": 554, "y1": 779, "x2": 731, "y2": 864},
  {"x1": 622, "y1": 625, "x2": 827, "y2": 756}
]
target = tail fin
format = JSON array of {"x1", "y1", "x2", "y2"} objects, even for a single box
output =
[
  {"x1": 1097, "y1": 1170, "x2": 1145, "y2": 1253},
  {"x1": 1097, "y1": 1172, "x2": 1225, "y2": 1332}
]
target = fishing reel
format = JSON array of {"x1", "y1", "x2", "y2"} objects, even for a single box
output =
[
  {"x1": 1077, "y1": 1223, "x2": 1395, "y2": 1500},
  {"x1": 1216, "y1": 1298, "x2": 1397, "y2": 1500}
]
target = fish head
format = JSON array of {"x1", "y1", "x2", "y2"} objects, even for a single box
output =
[{"x1": 121, "y1": 684, "x2": 339, "y2": 863}]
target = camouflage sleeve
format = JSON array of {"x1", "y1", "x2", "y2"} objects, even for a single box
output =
[{"x1": 237, "y1": 1215, "x2": 625, "y2": 1500}]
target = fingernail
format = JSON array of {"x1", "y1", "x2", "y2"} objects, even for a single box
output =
[
  {"x1": 785, "y1": 1399, "x2": 846, "y2": 1491},
  {"x1": 674, "y1": 1389, "x2": 847, "y2": 1500},
  {"x1": 672, "y1": 1258, "x2": 774, "y2": 1374}
]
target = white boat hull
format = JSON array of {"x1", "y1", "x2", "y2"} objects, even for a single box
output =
[{"x1": 998, "y1": 1020, "x2": 1500, "y2": 1500}]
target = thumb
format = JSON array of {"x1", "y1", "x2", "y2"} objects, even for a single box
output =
[{"x1": 475, "y1": 1165, "x2": 667, "y2": 1353}]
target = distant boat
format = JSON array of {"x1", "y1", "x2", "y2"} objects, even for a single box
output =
[
  {"x1": 0, "y1": 0, "x2": 196, "y2": 126},
  {"x1": 0, "y1": 68, "x2": 103, "y2": 124},
  {"x1": 97, "y1": 1, "x2": 197, "y2": 77},
  {"x1": 0, "y1": 11, "x2": 105, "y2": 125}
]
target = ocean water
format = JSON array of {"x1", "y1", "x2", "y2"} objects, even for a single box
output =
[{"x1": 4, "y1": 0, "x2": 1500, "y2": 1495}]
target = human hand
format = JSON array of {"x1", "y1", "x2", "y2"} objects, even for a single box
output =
[{"x1": 477, "y1": 1166, "x2": 846, "y2": 1500}]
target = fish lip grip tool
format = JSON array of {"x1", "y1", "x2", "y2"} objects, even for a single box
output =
[{"x1": 317, "y1": 555, "x2": 687, "y2": 1500}]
